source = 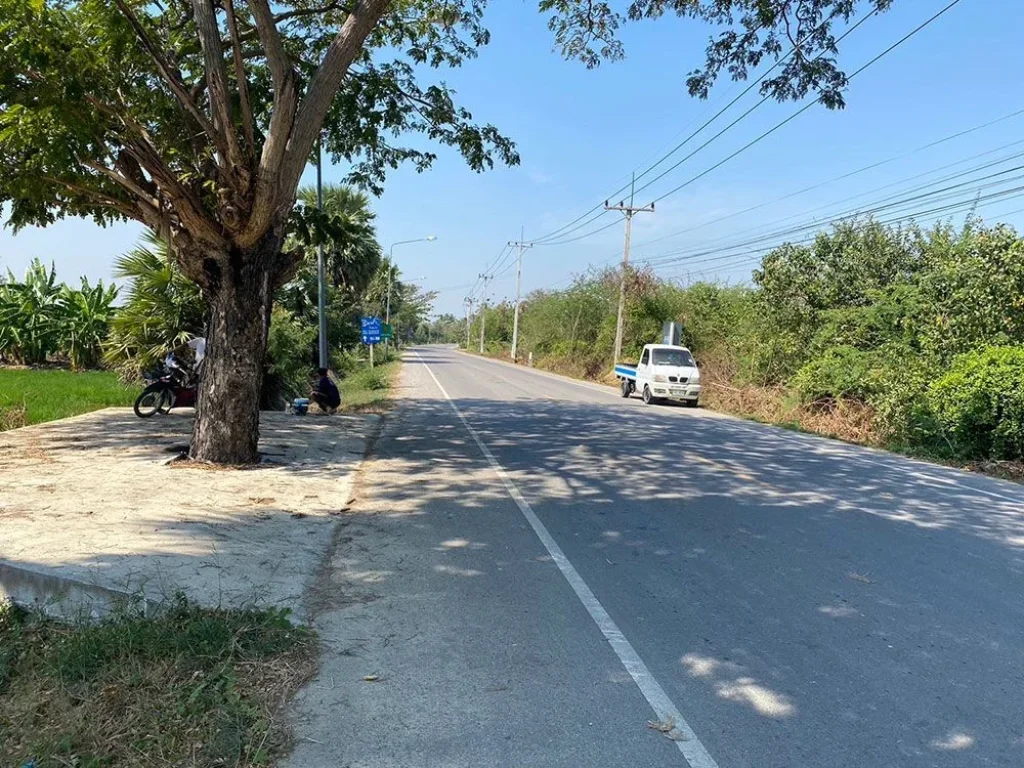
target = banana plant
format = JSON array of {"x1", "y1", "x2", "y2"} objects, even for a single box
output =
[
  {"x1": 0, "y1": 259, "x2": 63, "y2": 364},
  {"x1": 59, "y1": 278, "x2": 119, "y2": 370}
]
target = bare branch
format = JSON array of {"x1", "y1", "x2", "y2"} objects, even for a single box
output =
[
  {"x1": 81, "y1": 159, "x2": 162, "y2": 210},
  {"x1": 224, "y1": 0, "x2": 256, "y2": 156},
  {"x1": 244, "y1": 0, "x2": 302, "y2": 248},
  {"x1": 46, "y1": 177, "x2": 140, "y2": 218},
  {"x1": 274, "y1": 2, "x2": 344, "y2": 24},
  {"x1": 248, "y1": 0, "x2": 291, "y2": 92},
  {"x1": 276, "y1": 0, "x2": 392, "y2": 213},
  {"x1": 191, "y1": 0, "x2": 245, "y2": 170},
  {"x1": 111, "y1": 0, "x2": 228, "y2": 161}
]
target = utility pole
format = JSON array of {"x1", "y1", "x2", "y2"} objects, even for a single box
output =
[
  {"x1": 508, "y1": 227, "x2": 533, "y2": 362},
  {"x1": 478, "y1": 274, "x2": 492, "y2": 354},
  {"x1": 464, "y1": 297, "x2": 475, "y2": 349},
  {"x1": 606, "y1": 173, "x2": 654, "y2": 364}
]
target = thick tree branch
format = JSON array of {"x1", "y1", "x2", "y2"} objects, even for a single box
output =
[
  {"x1": 81, "y1": 159, "x2": 162, "y2": 210},
  {"x1": 111, "y1": 0, "x2": 228, "y2": 162},
  {"x1": 248, "y1": 0, "x2": 291, "y2": 92},
  {"x1": 274, "y1": 2, "x2": 345, "y2": 24},
  {"x1": 191, "y1": 0, "x2": 246, "y2": 171},
  {"x1": 224, "y1": 0, "x2": 256, "y2": 157},
  {"x1": 274, "y1": 0, "x2": 393, "y2": 220},
  {"x1": 45, "y1": 177, "x2": 140, "y2": 218}
]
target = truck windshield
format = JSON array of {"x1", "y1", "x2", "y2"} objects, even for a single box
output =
[{"x1": 651, "y1": 348, "x2": 695, "y2": 367}]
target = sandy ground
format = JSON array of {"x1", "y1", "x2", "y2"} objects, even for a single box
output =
[{"x1": 0, "y1": 408, "x2": 377, "y2": 618}]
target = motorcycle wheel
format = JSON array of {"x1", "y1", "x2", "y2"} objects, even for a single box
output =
[
  {"x1": 158, "y1": 390, "x2": 177, "y2": 414},
  {"x1": 134, "y1": 387, "x2": 168, "y2": 418}
]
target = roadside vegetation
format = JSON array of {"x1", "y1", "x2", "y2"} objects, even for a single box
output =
[
  {"x1": 0, "y1": 598, "x2": 315, "y2": 768},
  {"x1": 470, "y1": 217, "x2": 1024, "y2": 471},
  {"x1": 339, "y1": 359, "x2": 402, "y2": 414},
  {"x1": 0, "y1": 185, "x2": 429, "y2": 431},
  {"x1": 0, "y1": 259, "x2": 118, "y2": 370}
]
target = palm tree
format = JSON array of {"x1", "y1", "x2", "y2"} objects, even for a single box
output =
[
  {"x1": 295, "y1": 184, "x2": 382, "y2": 295},
  {"x1": 103, "y1": 231, "x2": 205, "y2": 375}
]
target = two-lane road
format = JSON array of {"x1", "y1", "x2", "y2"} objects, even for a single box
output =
[{"x1": 289, "y1": 346, "x2": 1024, "y2": 768}]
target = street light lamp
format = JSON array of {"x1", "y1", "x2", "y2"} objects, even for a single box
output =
[{"x1": 385, "y1": 237, "x2": 436, "y2": 355}]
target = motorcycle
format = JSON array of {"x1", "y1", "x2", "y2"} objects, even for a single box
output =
[{"x1": 133, "y1": 353, "x2": 198, "y2": 418}]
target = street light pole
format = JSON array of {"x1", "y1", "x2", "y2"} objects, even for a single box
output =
[
  {"x1": 386, "y1": 236, "x2": 436, "y2": 357},
  {"x1": 316, "y1": 137, "x2": 328, "y2": 369}
]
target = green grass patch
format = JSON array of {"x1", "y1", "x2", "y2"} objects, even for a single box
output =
[
  {"x1": 339, "y1": 359, "x2": 401, "y2": 413},
  {"x1": 0, "y1": 597, "x2": 315, "y2": 768},
  {"x1": 0, "y1": 369, "x2": 133, "y2": 430}
]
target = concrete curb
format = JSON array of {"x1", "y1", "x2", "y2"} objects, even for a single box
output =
[{"x1": 0, "y1": 559, "x2": 160, "y2": 621}]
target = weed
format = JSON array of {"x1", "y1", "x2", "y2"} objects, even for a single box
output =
[
  {"x1": 338, "y1": 360, "x2": 401, "y2": 413},
  {"x1": 0, "y1": 596, "x2": 315, "y2": 768}
]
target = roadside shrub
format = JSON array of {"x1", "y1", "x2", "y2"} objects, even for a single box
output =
[
  {"x1": 264, "y1": 307, "x2": 316, "y2": 408},
  {"x1": 925, "y1": 346, "x2": 1024, "y2": 459},
  {"x1": 870, "y1": 362, "x2": 936, "y2": 449},
  {"x1": 365, "y1": 368, "x2": 390, "y2": 390},
  {"x1": 792, "y1": 346, "x2": 880, "y2": 403}
]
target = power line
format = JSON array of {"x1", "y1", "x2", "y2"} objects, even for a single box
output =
[
  {"x1": 637, "y1": 152, "x2": 1024, "y2": 267},
  {"x1": 641, "y1": 0, "x2": 966, "y2": 207},
  {"x1": 537, "y1": 128, "x2": 1024, "y2": 289},
  {"x1": 629, "y1": 110, "x2": 1024, "y2": 251},
  {"x1": 662, "y1": 190, "x2": 1024, "y2": 282},
  {"x1": 530, "y1": 0, "x2": 955, "y2": 253},
  {"x1": 468, "y1": 243, "x2": 512, "y2": 298},
  {"x1": 525, "y1": 7, "x2": 878, "y2": 245},
  {"x1": 637, "y1": 167, "x2": 1024, "y2": 272},
  {"x1": 642, "y1": 181, "x2": 1024, "y2": 276}
]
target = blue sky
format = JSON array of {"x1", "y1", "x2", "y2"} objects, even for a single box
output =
[{"x1": 2, "y1": 0, "x2": 1022, "y2": 316}]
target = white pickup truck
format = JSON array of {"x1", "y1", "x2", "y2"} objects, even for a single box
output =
[{"x1": 614, "y1": 344, "x2": 702, "y2": 406}]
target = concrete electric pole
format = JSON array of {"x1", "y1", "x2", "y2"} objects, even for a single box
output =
[
  {"x1": 464, "y1": 296, "x2": 476, "y2": 349},
  {"x1": 606, "y1": 174, "x2": 654, "y2": 364},
  {"x1": 508, "y1": 229, "x2": 533, "y2": 362},
  {"x1": 478, "y1": 274, "x2": 492, "y2": 354}
]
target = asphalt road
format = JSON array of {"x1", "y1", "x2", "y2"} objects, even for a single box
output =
[{"x1": 289, "y1": 345, "x2": 1024, "y2": 768}]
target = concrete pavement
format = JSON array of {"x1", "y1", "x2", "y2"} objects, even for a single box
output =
[{"x1": 288, "y1": 346, "x2": 1024, "y2": 767}]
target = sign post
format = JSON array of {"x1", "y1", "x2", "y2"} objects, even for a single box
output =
[{"x1": 361, "y1": 316, "x2": 383, "y2": 369}]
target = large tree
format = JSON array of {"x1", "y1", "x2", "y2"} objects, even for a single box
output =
[{"x1": 0, "y1": 0, "x2": 887, "y2": 463}]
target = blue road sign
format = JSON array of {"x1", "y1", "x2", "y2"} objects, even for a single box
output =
[{"x1": 360, "y1": 316, "x2": 382, "y2": 345}]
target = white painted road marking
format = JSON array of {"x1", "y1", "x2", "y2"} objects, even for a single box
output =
[{"x1": 415, "y1": 352, "x2": 721, "y2": 768}]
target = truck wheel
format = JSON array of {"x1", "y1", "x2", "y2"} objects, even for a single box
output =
[
  {"x1": 620, "y1": 378, "x2": 631, "y2": 398},
  {"x1": 643, "y1": 385, "x2": 654, "y2": 405}
]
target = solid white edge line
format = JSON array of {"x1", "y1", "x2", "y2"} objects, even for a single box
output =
[
  {"x1": 414, "y1": 351, "x2": 720, "y2": 768},
  {"x1": 452, "y1": 348, "x2": 1024, "y2": 507}
]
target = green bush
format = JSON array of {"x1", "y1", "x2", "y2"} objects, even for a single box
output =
[
  {"x1": 869, "y1": 361, "x2": 936, "y2": 449},
  {"x1": 925, "y1": 346, "x2": 1024, "y2": 459},
  {"x1": 264, "y1": 307, "x2": 316, "y2": 406},
  {"x1": 792, "y1": 346, "x2": 880, "y2": 403}
]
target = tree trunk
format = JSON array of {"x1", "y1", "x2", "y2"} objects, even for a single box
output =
[{"x1": 189, "y1": 235, "x2": 280, "y2": 465}]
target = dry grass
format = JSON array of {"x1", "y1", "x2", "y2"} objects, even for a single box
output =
[
  {"x1": 0, "y1": 597, "x2": 316, "y2": 768},
  {"x1": 0, "y1": 403, "x2": 27, "y2": 431},
  {"x1": 702, "y1": 368, "x2": 881, "y2": 447}
]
